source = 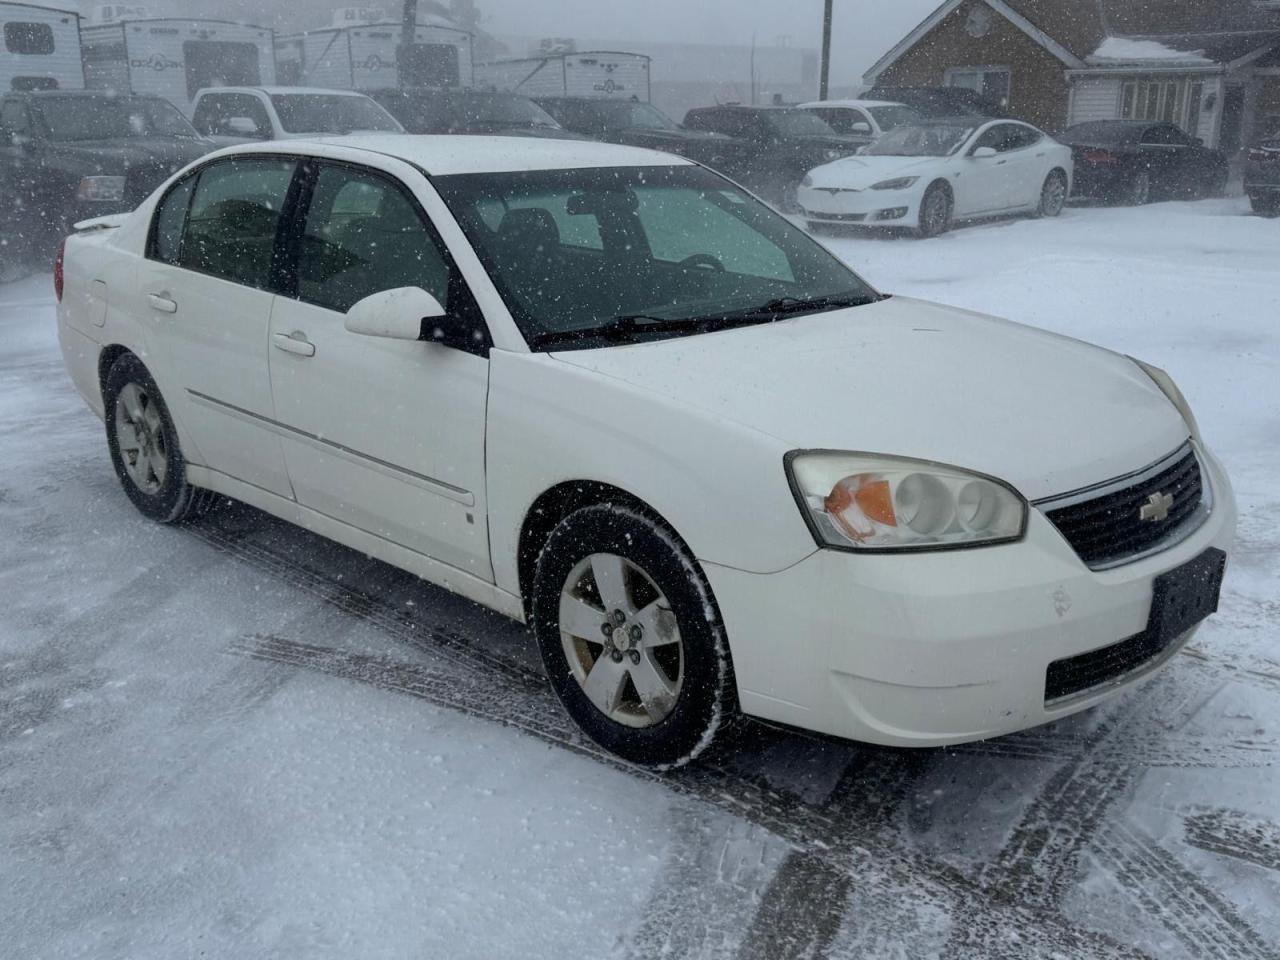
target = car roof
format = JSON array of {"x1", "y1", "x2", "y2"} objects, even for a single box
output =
[
  {"x1": 798, "y1": 100, "x2": 907, "y2": 109},
  {"x1": 14, "y1": 90, "x2": 167, "y2": 101},
  {"x1": 198, "y1": 86, "x2": 374, "y2": 98},
  {"x1": 220, "y1": 135, "x2": 693, "y2": 176}
]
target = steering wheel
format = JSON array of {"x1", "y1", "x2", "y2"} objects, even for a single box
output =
[{"x1": 677, "y1": 253, "x2": 725, "y2": 273}]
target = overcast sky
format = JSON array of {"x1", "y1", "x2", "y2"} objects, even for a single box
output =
[{"x1": 476, "y1": 0, "x2": 940, "y2": 83}]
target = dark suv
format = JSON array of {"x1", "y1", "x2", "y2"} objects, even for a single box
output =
[
  {"x1": 365, "y1": 88, "x2": 586, "y2": 139},
  {"x1": 681, "y1": 104, "x2": 867, "y2": 206},
  {"x1": 1246, "y1": 137, "x2": 1280, "y2": 216},
  {"x1": 0, "y1": 91, "x2": 216, "y2": 256},
  {"x1": 536, "y1": 97, "x2": 741, "y2": 168}
]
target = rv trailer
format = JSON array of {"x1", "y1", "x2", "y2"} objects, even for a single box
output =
[
  {"x1": 81, "y1": 18, "x2": 276, "y2": 115},
  {"x1": 475, "y1": 51, "x2": 651, "y2": 102},
  {"x1": 275, "y1": 21, "x2": 474, "y2": 91},
  {"x1": 0, "y1": 3, "x2": 83, "y2": 92}
]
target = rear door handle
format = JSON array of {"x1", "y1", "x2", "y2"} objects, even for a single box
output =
[
  {"x1": 273, "y1": 332, "x2": 316, "y2": 358},
  {"x1": 148, "y1": 294, "x2": 178, "y2": 314}
]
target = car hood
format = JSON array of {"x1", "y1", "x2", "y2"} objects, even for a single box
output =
[
  {"x1": 39, "y1": 137, "x2": 214, "y2": 172},
  {"x1": 806, "y1": 154, "x2": 946, "y2": 187},
  {"x1": 549, "y1": 296, "x2": 1189, "y2": 501}
]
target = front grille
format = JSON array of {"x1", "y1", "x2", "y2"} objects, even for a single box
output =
[
  {"x1": 1045, "y1": 627, "x2": 1170, "y2": 702},
  {"x1": 1039, "y1": 445, "x2": 1205, "y2": 569}
]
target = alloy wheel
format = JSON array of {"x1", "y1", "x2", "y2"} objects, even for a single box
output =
[
  {"x1": 113, "y1": 382, "x2": 168, "y2": 495},
  {"x1": 1042, "y1": 173, "x2": 1067, "y2": 216},
  {"x1": 558, "y1": 552, "x2": 684, "y2": 728}
]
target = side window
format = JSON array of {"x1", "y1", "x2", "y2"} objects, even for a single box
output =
[
  {"x1": 635, "y1": 188, "x2": 793, "y2": 282},
  {"x1": 1005, "y1": 125, "x2": 1042, "y2": 150},
  {"x1": 149, "y1": 175, "x2": 196, "y2": 264},
  {"x1": 193, "y1": 94, "x2": 271, "y2": 139},
  {"x1": 296, "y1": 164, "x2": 453, "y2": 314},
  {"x1": 974, "y1": 123, "x2": 1019, "y2": 153},
  {"x1": 179, "y1": 158, "x2": 297, "y2": 288},
  {"x1": 5, "y1": 22, "x2": 55, "y2": 55}
]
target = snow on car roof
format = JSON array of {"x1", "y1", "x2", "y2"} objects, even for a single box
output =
[
  {"x1": 218, "y1": 134, "x2": 695, "y2": 176},
  {"x1": 198, "y1": 87, "x2": 379, "y2": 97},
  {"x1": 799, "y1": 100, "x2": 908, "y2": 109}
]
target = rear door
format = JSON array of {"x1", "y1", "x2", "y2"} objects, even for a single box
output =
[
  {"x1": 266, "y1": 159, "x2": 492, "y2": 576},
  {"x1": 137, "y1": 155, "x2": 298, "y2": 497}
]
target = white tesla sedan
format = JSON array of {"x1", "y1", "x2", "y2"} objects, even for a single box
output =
[
  {"x1": 798, "y1": 118, "x2": 1073, "y2": 237},
  {"x1": 56, "y1": 136, "x2": 1232, "y2": 768}
]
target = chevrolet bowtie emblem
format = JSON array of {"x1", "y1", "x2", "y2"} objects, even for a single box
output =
[{"x1": 1140, "y1": 492, "x2": 1174, "y2": 523}]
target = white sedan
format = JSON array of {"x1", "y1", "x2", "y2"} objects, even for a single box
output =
[
  {"x1": 56, "y1": 136, "x2": 1231, "y2": 768},
  {"x1": 798, "y1": 118, "x2": 1074, "y2": 237}
]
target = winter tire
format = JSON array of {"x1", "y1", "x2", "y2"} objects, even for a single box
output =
[
  {"x1": 104, "y1": 353, "x2": 210, "y2": 523},
  {"x1": 917, "y1": 182, "x2": 952, "y2": 238},
  {"x1": 1037, "y1": 170, "x2": 1068, "y2": 218},
  {"x1": 531, "y1": 503, "x2": 735, "y2": 768}
]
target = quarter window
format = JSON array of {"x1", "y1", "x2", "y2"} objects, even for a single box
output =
[
  {"x1": 179, "y1": 158, "x2": 297, "y2": 289},
  {"x1": 150, "y1": 175, "x2": 195, "y2": 264},
  {"x1": 296, "y1": 165, "x2": 453, "y2": 314},
  {"x1": 5, "y1": 23, "x2": 55, "y2": 55}
]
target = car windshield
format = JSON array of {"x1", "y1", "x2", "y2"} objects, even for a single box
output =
[
  {"x1": 865, "y1": 123, "x2": 974, "y2": 157},
  {"x1": 433, "y1": 164, "x2": 877, "y2": 349},
  {"x1": 764, "y1": 110, "x2": 837, "y2": 137},
  {"x1": 270, "y1": 94, "x2": 401, "y2": 134},
  {"x1": 868, "y1": 105, "x2": 923, "y2": 131},
  {"x1": 33, "y1": 97, "x2": 199, "y2": 141}
]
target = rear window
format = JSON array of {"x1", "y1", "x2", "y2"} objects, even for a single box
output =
[{"x1": 5, "y1": 22, "x2": 55, "y2": 55}]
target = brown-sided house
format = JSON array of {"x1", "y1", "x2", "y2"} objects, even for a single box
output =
[{"x1": 865, "y1": 0, "x2": 1280, "y2": 151}]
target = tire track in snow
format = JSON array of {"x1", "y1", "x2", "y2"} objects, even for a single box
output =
[
  {"x1": 229, "y1": 634, "x2": 1145, "y2": 960},
  {"x1": 1184, "y1": 808, "x2": 1280, "y2": 873}
]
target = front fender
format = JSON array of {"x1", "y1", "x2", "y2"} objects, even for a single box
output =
[{"x1": 486, "y1": 351, "x2": 818, "y2": 597}]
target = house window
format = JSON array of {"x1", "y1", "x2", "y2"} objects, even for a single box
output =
[
  {"x1": 945, "y1": 66, "x2": 1011, "y2": 104},
  {"x1": 1121, "y1": 78, "x2": 1205, "y2": 135},
  {"x1": 4, "y1": 22, "x2": 56, "y2": 55}
]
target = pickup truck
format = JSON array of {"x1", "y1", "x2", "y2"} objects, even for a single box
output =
[{"x1": 190, "y1": 87, "x2": 404, "y2": 143}]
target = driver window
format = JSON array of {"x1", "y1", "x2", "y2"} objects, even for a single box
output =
[
  {"x1": 193, "y1": 94, "x2": 271, "y2": 139},
  {"x1": 297, "y1": 164, "x2": 452, "y2": 314},
  {"x1": 974, "y1": 124, "x2": 1016, "y2": 153}
]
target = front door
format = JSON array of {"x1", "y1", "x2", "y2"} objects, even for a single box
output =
[
  {"x1": 137, "y1": 155, "x2": 297, "y2": 498},
  {"x1": 267, "y1": 160, "x2": 492, "y2": 578},
  {"x1": 955, "y1": 123, "x2": 1022, "y2": 216}
]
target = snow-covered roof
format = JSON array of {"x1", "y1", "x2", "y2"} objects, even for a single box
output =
[
  {"x1": 798, "y1": 100, "x2": 909, "y2": 110},
  {"x1": 1087, "y1": 37, "x2": 1212, "y2": 65},
  {"x1": 221, "y1": 134, "x2": 693, "y2": 176}
]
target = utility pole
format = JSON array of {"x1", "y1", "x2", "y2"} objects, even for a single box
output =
[
  {"x1": 400, "y1": 0, "x2": 419, "y2": 89},
  {"x1": 819, "y1": 0, "x2": 834, "y2": 101}
]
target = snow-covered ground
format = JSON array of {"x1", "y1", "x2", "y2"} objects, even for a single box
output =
[{"x1": 2, "y1": 198, "x2": 1277, "y2": 959}]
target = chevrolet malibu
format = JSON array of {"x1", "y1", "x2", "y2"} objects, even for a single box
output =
[{"x1": 55, "y1": 137, "x2": 1234, "y2": 768}]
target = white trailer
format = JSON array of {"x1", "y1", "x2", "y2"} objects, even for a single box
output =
[
  {"x1": 81, "y1": 18, "x2": 276, "y2": 115},
  {"x1": 475, "y1": 51, "x2": 651, "y2": 102},
  {"x1": 275, "y1": 22, "x2": 474, "y2": 91},
  {"x1": 0, "y1": 2, "x2": 83, "y2": 92}
]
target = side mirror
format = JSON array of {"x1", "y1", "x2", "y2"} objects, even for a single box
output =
[
  {"x1": 226, "y1": 116, "x2": 266, "y2": 138},
  {"x1": 972, "y1": 146, "x2": 998, "y2": 159},
  {"x1": 850, "y1": 121, "x2": 872, "y2": 136},
  {"x1": 346, "y1": 287, "x2": 446, "y2": 342}
]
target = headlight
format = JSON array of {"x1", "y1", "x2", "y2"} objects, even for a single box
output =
[
  {"x1": 800, "y1": 174, "x2": 814, "y2": 187},
  {"x1": 823, "y1": 149, "x2": 842, "y2": 161},
  {"x1": 871, "y1": 177, "x2": 919, "y2": 191},
  {"x1": 77, "y1": 176, "x2": 126, "y2": 202},
  {"x1": 786, "y1": 452, "x2": 1027, "y2": 552},
  {"x1": 1130, "y1": 357, "x2": 1200, "y2": 443}
]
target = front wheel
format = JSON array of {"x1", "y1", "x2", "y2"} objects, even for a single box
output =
[
  {"x1": 1037, "y1": 170, "x2": 1068, "y2": 218},
  {"x1": 917, "y1": 182, "x2": 952, "y2": 238},
  {"x1": 530, "y1": 504, "x2": 735, "y2": 768},
  {"x1": 104, "y1": 353, "x2": 210, "y2": 523}
]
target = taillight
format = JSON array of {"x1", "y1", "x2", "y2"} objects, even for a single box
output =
[
  {"x1": 53, "y1": 239, "x2": 66, "y2": 302},
  {"x1": 1084, "y1": 149, "x2": 1119, "y2": 166}
]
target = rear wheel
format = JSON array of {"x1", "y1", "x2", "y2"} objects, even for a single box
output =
[
  {"x1": 1037, "y1": 170, "x2": 1068, "y2": 218},
  {"x1": 1124, "y1": 170, "x2": 1151, "y2": 206},
  {"x1": 104, "y1": 354, "x2": 211, "y2": 523},
  {"x1": 530, "y1": 503, "x2": 735, "y2": 768},
  {"x1": 917, "y1": 181, "x2": 952, "y2": 238}
]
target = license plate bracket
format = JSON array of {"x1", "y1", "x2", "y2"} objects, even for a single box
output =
[{"x1": 1148, "y1": 547, "x2": 1227, "y2": 646}]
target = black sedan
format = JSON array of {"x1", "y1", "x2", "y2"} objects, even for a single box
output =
[
  {"x1": 681, "y1": 105, "x2": 868, "y2": 207},
  {"x1": 1245, "y1": 138, "x2": 1280, "y2": 216},
  {"x1": 0, "y1": 91, "x2": 216, "y2": 258},
  {"x1": 1061, "y1": 120, "x2": 1229, "y2": 206},
  {"x1": 534, "y1": 97, "x2": 741, "y2": 169},
  {"x1": 364, "y1": 88, "x2": 587, "y2": 140}
]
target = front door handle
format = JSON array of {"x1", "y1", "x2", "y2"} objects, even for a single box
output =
[
  {"x1": 273, "y1": 332, "x2": 316, "y2": 358},
  {"x1": 148, "y1": 294, "x2": 178, "y2": 314}
]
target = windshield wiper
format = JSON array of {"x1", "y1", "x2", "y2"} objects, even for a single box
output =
[
  {"x1": 532, "y1": 315, "x2": 715, "y2": 349},
  {"x1": 728, "y1": 291, "x2": 884, "y2": 320}
]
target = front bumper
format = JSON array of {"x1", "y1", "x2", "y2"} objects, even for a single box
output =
[
  {"x1": 797, "y1": 183, "x2": 919, "y2": 228},
  {"x1": 705, "y1": 446, "x2": 1236, "y2": 747}
]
